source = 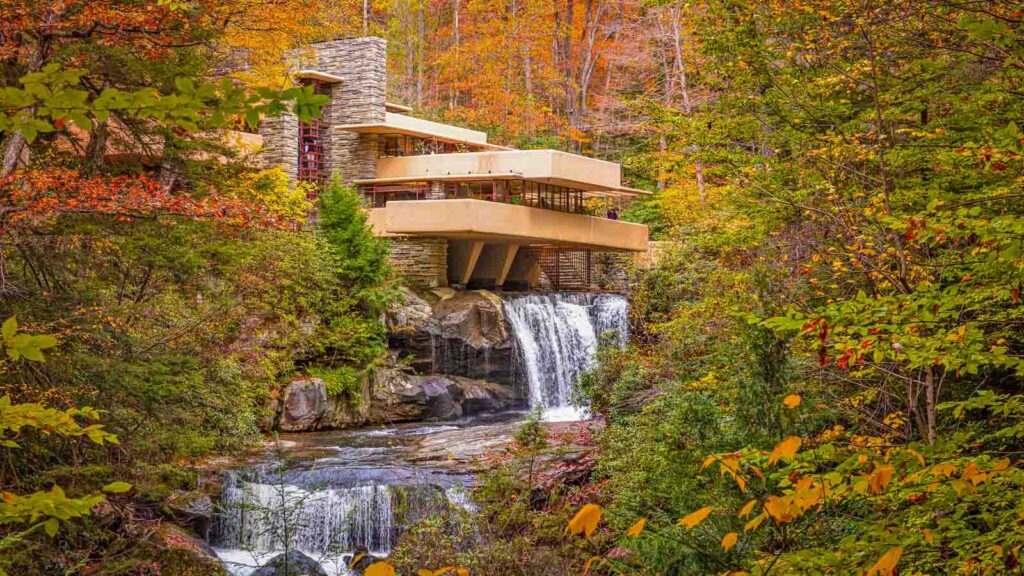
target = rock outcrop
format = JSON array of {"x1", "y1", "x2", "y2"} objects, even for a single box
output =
[
  {"x1": 388, "y1": 288, "x2": 518, "y2": 386},
  {"x1": 275, "y1": 371, "x2": 521, "y2": 432},
  {"x1": 276, "y1": 288, "x2": 525, "y2": 432},
  {"x1": 152, "y1": 523, "x2": 227, "y2": 576}
]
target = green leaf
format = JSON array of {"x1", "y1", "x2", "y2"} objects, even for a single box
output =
[
  {"x1": 2, "y1": 317, "x2": 17, "y2": 341},
  {"x1": 43, "y1": 518, "x2": 59, "y2": 537},
  {"x1": 20, "y1": 347, "x2": 45, "y2": 362},
  {"x1": 102, "y1": 481, "x2": 133, "y2": 494}
]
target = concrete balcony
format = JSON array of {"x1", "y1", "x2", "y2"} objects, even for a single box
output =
[
  {"x1": 367, "y1": 199, "x2": 648, "y2": 252},
  {"x1": 370, "y1": 150, "x2": 647, "y2": 195}
]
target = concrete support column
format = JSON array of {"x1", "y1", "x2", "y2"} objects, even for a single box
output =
[
  {"x1": 497, "y1": 245, "x2": 520, "y2": 287},
  {"x1": 448, "y1": 240, "x2": 484, "y2": 286}
]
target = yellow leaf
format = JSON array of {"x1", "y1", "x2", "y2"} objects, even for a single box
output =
[
  {"x1": 677, "y1": 506, "x2": 713, "y2": 530},
  {"x1": 768, "y1": 436, "x2": 802, "y2": 466},
  {"x1": 992, "y1": 458, "x2": 1011, "y2": 473},
  {"x1": 866, "y1": 547, "x2": 903, "y2": 576},
  {"x1": 700, "y1": 455, "x2": 717, "y2": 471},
  {"x1": 764, "y1": 496, "x2": 801, "y2": 523},
  {"x1": 721, "y1": 532, "x2": 738, "y2": 552},
  {"x1": 783, "y1": 394, "x2": 801, "y2": 409},
  {"x1": 868, "y1": 465, "x2": 894, "y2": 494},
  {"x1": 365, "y1": 562, "x2": 396, "y2": 576},
  {"x1": 418, "y1": 571, "x2": 434, "y2": 576},
  {"x1": 567, "y1": 504, "x2": 602, "y2": 538},
  {"x1": 738, "y1": 499, "x2": 757, "y2": 519},
  {"x1": 750, "y1": 466, "x2": 765, "y2": 484},
  {"x1": 455, "y1": 570, "x2": 469, "y2": 576},
  {"x1": 921, "y1": 528, "x2": 934, "y2": 545},
  {"x1": 583, "y1": 556, "x2": 601, "y2": 575},
  {"x1": 931, "y1": 462, "x2": 957, "y2": 478},
  {"x1": 743, "y1": 512, "x2": 766, "y2": 532},
  {"x1": 625, "y1": 518, "x2": 646, "y2": 537},
  {"x1": 432, "y1": 568, "x2": 455, "y2": 576}
]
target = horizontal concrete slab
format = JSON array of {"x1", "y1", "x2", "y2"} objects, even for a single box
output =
[
  {"x1": 367, "y1": 199, "x2": 649, "y2": 252},
  {"x1": 337, "y1": 113, "x2": 511, "y2": 150},
  {"x1": 372, "y1": 149, "x2": 648, "y2": 195}
]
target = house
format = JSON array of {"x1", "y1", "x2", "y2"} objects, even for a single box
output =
[{"x1": 261, "y1": 37, "x2": 649, "y2": 291}]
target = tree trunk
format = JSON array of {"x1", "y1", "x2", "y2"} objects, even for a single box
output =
[
  {"x1": 670, "y1": 3, "x2": 706, "y2": 210},
  {"x1": 923, "y1": 366, "x2": 937, "y2": 445},
  {"x1": 1, "y1": 14, "x2": 57, "y2": 175}
]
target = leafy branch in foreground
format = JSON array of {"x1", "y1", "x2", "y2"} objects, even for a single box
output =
[
  {"x1": 0, "y1": 317, "x2": 128, "y2": 575},
  {"x1": 0, "y1": 62, "x2": 328, "y2": 145}
]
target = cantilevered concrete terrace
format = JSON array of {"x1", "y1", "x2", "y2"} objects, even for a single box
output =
[
  {"x1": 366, "y1": 199, "x2": 648, "y2": 252},
  {"x1": 357, "y1": 149, "x2": 647, "y2": 196}
]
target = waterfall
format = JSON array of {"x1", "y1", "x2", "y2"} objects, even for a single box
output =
[
  {"x1": 212, "y1": 467, "x2": 460, "y2": 575},
  {"x1": 503, "y1": 293, "x2": 628, "y2": 421},
  {"x1": 215, "y1": 477, "x2": 396, "y2": 556}
]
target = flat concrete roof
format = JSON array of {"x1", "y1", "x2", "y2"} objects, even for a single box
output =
[
  {"x1": 385, "y1": 101, "x2": 414, "y2": 113},
  {"x1": 295, "y1": 70, "x2": 344, "y2": 83},
  {"x1": 337, "y1": 113, "x2": 513, "y2": 150}
]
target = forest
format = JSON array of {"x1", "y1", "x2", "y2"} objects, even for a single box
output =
[{"x1": 1, "y1": 0, "x2": 1023, "y2": 575}]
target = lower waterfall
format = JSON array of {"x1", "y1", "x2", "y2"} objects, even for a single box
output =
[
  {"x1": 503, "y1": 293, "x2": 628, "y2": 421},
  {"x1": 211, "y1": 463, "x2": 467, "y2": 576}
]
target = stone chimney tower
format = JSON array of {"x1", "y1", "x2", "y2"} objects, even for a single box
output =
[{"x1": 259, "y1": 37, "x2": 387, "y2": 186}]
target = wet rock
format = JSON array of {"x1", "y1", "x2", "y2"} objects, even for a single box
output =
[
  {"x1": 164, "y1": 490, "x2": 214, "y2": 540},
  {"x1": 420, "y1": 375, "x2": 463, "y2": 420},
  {"x1": 386, "y1": 287, "x2": 434, "y2": 372},
  {"x1": 430, "y1": 290, "x2": 516, "y2": 386},
  {"x1": 348, "y1": 546, "x2": 384, "y2": 576},
  {"x1": 453, "y1": 376, "x2": 520, "y2": 414},
  {"x1": 278, "y1": 378, "x2": 328, "y2": 432},
  {"x1": 152, "y1": 523, "x2": 227, "y2": 576},
  {"x1": 252, "y1": 550, "x2": 327, "y2": 576}
]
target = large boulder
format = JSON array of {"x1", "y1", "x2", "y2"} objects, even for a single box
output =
[
  {"x1": 386, "y1": 287, "x2": 434, "y2": 372},
  {"x1": 430, "y1": 290, "x2": 516, "y2": 386},
  {"x1": 151, "y1": 523, "x2": 227, "y2": 576},
  {"x1": 252, "y1": 551, "x2": 327, "y2": 576},
  {"x1": 453, "y1": 376, "x2": 520, "y2": 414},
  {"x1": 278, "y1": 378, "x2": 328, "y2": 431},
  {"x1": 163, "y1": 490, "x2": 214, "y2": 540}
]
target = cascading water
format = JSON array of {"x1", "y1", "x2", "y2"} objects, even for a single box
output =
[
  {"x1": 210, "y1": 432, "x2": 475, "y2": 576},
  {"x1": 503, "y1": 293, "x2": 628, "y2": 421}
]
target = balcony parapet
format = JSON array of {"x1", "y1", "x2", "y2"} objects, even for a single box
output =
[{"x1": 371, "y1": 149, "x2": 648, "y2": 196}]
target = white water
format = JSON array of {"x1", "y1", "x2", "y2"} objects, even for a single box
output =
[
  {"x1": 503, "y1": 293, "x2": 628, "y2": 421},
  {"x1": 213, "y1": 475, "x2": 397, "y2": 575}
]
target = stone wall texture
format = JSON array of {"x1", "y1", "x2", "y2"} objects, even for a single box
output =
[
  {"x1": 389, "y1": 237, "x2": 448, "y2": 287},
  {"x1": 318, "y1": 38, "x2": 387, "y2": 184},
  {"x1": 259, "y1": 37, "x2": 387, "y2": 185},
  {"x1": 258, "y1": 110, "x2": 299, "y2": 180},
  {"x1": 592, "y1": 251, "x2": 632, "y2": 293}
]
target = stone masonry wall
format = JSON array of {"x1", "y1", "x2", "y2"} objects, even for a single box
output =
[
  {"x1": 259, "y1": 37, "x2": 387, "y2": 185},
  {"x1": 389, "y1": 237, "x2": 448, "y2": 288},
  {"x1": 592, "y1": 251, "x2": 632, "y2": 294},
  {"x1": 259, "y1": 110, "x2": 299, "y2": 180},
  {"x1": 317, "y1": 38, "x2": 387, "y2": 184}
]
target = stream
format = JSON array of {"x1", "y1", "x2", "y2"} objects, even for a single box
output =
[{"x1": 208, "y1": 293, "x2": 628, "y2": 574}]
